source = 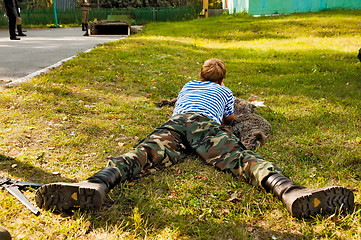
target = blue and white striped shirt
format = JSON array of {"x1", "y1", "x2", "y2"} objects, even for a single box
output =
[{"x1": 173, "y1": 80, "x2": 235, "y2": 124}]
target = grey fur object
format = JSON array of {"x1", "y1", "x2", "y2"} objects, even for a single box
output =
[
  {"x1": 231, "y1": 98, "x2": 272, "y2": 149},
  {"x1": 154, "y1": 97, "x2": 272, "y2": 150}
]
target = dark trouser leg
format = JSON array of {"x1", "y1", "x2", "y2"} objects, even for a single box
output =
[
  {"x1": 82, "y1": 23, "x2": 89, "y2": 36},
  {"x1": 17, "y1": 25, "x2": 26, "y2": 36},
  {"x1": 8, "y1": 16, "x2": 19, "y2": 40}
]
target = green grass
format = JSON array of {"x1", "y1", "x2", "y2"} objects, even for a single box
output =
[{"x1": 1, "y1": 10, "x2": 361, "y2": 239}]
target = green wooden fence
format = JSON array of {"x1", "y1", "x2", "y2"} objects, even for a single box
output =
[{"x1": 0, "y1": 6, "x2": 202, "y2": 28}]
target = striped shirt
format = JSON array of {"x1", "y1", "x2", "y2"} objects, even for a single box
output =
[{"x1": 173, "y1": 80, "x2": 235, "y2": 124}]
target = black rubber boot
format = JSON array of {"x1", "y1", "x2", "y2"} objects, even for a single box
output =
[
  {"x1": 83, "y1": 23, "x2": 89, "y2": 36},
  {"x1": 264, "y1": 173, "x2": 354, "y2": 218},
  {"x1": 9, "y1": 20, "x2": 20, "y2": 40},
  {"x1": 10, "y1": 36, "x2": 20, "y2": 40},
  {"x1": 16, "y1": 25, "x2": 26, "y2": 36},
  {"x1": 35, "y1": 167, "x2": 121, "y2": 212}
]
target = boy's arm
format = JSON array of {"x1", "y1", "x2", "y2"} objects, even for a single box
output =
[
  {"x1": 222, "y1": 113, "x2": 235, "y2": 125},
  {"x1": 221, "y1": 81, "x2": 235, "y2": 125}
]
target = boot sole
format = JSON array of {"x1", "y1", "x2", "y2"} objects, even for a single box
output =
[
  {"x1": 291, "y1": 186, "x2": 354, "y2": 218},
  {"x1": 35, "y1": 183, "x2": 104, "y2": 212}
]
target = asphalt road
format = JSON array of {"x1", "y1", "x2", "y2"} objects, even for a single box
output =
[{"x1": 0, "y1": 27, "x2": 125, "y2": 86}]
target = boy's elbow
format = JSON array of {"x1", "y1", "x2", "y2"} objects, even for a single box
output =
[{"x1": 223, "y1": 114, "x2": 235, "y2": 125}]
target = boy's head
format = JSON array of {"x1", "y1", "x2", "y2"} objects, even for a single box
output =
[{"x1": 200, "y1": 58, "x2": 226, "y2": 84}]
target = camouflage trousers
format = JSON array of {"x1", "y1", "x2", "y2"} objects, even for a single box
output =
[{"x1": 108, "y1": 113, "x2": 282, "y2": 188}]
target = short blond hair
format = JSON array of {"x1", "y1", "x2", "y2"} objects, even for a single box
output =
[{"x1": 200, "y1": 58, "x2": 226, "y2": 84}]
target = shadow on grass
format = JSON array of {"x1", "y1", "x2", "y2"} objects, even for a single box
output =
[{"x1": 0, "y1": 153, "x2": 73, "y2": 183}]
